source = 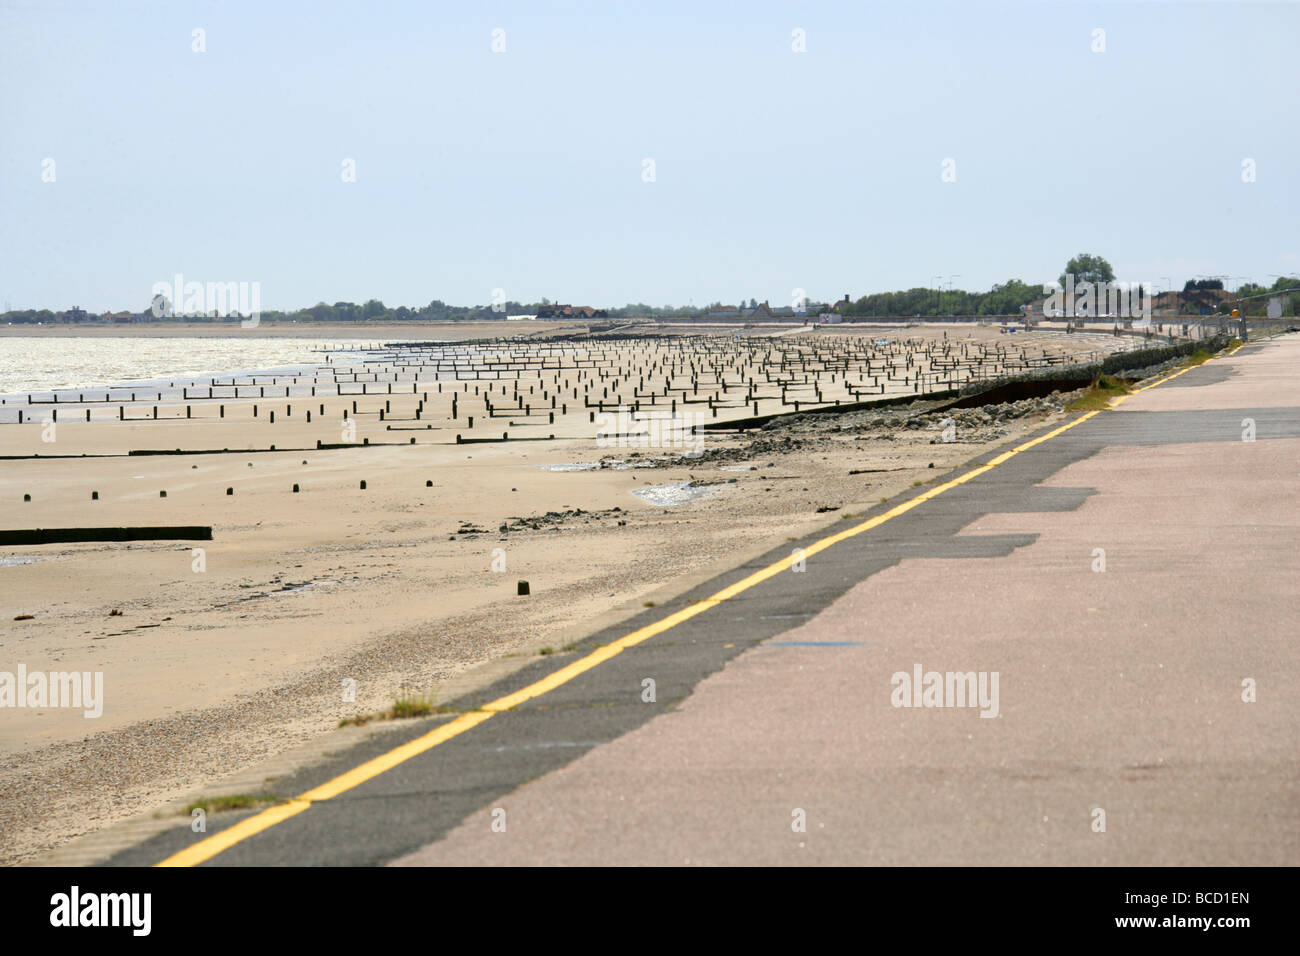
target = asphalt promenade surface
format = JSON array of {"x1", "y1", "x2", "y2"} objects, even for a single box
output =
[{"x1": 103, "y1": 336, "x2": 1299, "y2": 866}]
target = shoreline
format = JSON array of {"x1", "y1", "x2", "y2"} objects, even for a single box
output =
[
  {"x1": 0, "y1": 326, "x2": 1127, "y2": 863},
  {"x1": 0, "y1": 321, "x2": 577, "y2": 340}
]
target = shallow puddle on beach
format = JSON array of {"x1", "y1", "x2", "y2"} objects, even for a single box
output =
[
  {"x1": 631, "y1": 482, "x2": 714, "y2": 506},
  {"x1": 539, "y1": 462, "x2": 600, "y2": 472},
  {"x1": 541, "y1": 459, "x2": 640, "y2": 471}
]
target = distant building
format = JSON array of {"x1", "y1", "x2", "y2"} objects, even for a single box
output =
[
  {"x1": 535, "y1": 303, "x2": 609, "y2": 319},
  {"x1": 749, "y1": 301, "x2": 799, "y2": 320},
  {"x1": 701, "y1": 300, "x2": 816, "y2": 322}
]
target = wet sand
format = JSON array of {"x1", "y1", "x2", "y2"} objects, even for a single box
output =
[{"x1": 0, "y1": 325, "x2": 1119, "y2": 862}]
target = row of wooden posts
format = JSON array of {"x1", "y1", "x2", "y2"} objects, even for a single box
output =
[{"x1": 2, "y1": 333, "x2": 1102, "y2": 428}]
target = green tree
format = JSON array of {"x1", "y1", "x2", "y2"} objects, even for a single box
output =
[{"x1": 1060, "y1": 253, "x2": 1115, "y2": 287}]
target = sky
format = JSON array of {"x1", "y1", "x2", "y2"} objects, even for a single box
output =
[{"x1": 1, "y1": 0, "x2": 1297, "y2": 312}]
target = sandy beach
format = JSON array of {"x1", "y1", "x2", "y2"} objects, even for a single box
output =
[{"x1": 0, "y1": 324, "x2": 1123, "y2": 862}]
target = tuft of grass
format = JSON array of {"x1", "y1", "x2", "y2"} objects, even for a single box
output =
[
  {"x1": 1181, "y1": 349, "x2": 1213, "y2": 367},
  {"x1": 1066, "y1": 374, "x2": 1132, "y2": 411},
  {"x1": 538, "y1": 646, "x2": 555, "y2": 655},
  {"x1": 184, "y1": 793, "x2": 278, "y2": 815},
  {"x1": 339, "y1": 693, "x2": 446, "y2": 727},
  {"x1": 390, "y1": 695, "x2": 437, "y2": 719},
  {"x1": 642, "y1": 600, "x2": 658, "y2": 608}
]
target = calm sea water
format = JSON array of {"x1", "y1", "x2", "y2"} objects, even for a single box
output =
[{"x1": 0, "y1": 337, "x2": 406, "y2": 396}]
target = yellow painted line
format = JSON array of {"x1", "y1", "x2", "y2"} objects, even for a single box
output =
[
  {"x1": 156, "y1": 799, "x2": 312, "y2": 868},
  {"x1": 298, "y1": 711, "x2": 495, "y2": 801},
  {"x1": 1110, "y1": 368, "x2": 1189, "y2": 407},
  {"x1": 1110, "y1": 347, "x2": 1232, "y2": 408},
  {"x1": 155, "y1": 346, "x2": 1237, "y2": 867},
  {"x1": 987, "y1": 410, "x2": 1102, "y2": 465},
  {"x1": 1135, "y1": 364, "x2": 1195, "y2": 392}
]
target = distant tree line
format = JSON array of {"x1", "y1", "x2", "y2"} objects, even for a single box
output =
[
  {"x1": 1222, "y1": 276, "x2": 1300, "y2": 317},
  {"x1": 838, "y1": 279, "x2": 1044, "y2": 318},
  {"x1": 6, "y1": 255, "x2": 1299, "y2": 323},
  {"x1": 0, "y1": 298, "x2": 702, "y2": 324}
]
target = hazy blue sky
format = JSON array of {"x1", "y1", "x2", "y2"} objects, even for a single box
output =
[{"x1": 2, "y1": 0, "x2": 1297, "y2": 312}]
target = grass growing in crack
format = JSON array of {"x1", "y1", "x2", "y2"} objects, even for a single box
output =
[
  {"x1": 538, "y1": 646, "x2": 554, "y2": 655},
  {"x1": 339, "y1": 694, "x2": 448, "y2": 727},
  {"x1": 1066, "y1": 374, "x2": 1133, "y2": 411},
  {"x1": 183, "y1": 793, "x2": 279, "y2": 815},
  {"x1": 1181, "y1": 349, "x2": 1214, "y2": 367},
  {"x1": 643, "y1": 600, "x2": 658, "y2": 607},
  {"x1": 391, "y1": 695, "x2": 437, "y2": 719}
]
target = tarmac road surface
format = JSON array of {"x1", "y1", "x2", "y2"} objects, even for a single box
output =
[{"x1": 100, "y1": 336, "x2": 1299, "y2": 866}]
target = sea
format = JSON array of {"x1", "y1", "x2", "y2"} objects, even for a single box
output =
[{"x1": 0, "y1": 336, "x2": 397, "y2": 397}]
